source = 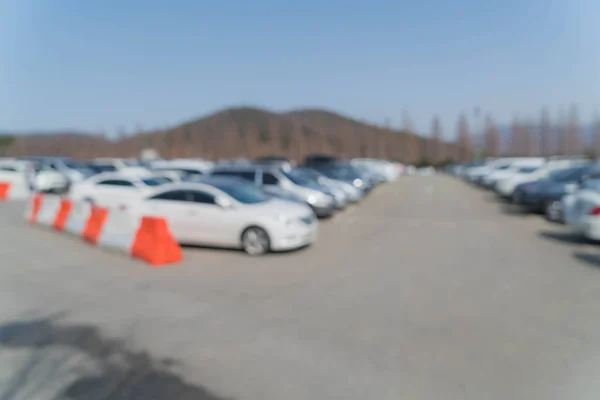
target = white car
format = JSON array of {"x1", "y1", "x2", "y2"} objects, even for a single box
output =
[
  {"x1": 0, "y1": 159, "x2": 69, "y2": 193},
  {"x1": 495, "y1": 159, "x2": 592, "y2": 199},
  {"x1": 482, "y1": 158, "x2": 544, "y2": 188},
  {"x1": 69, "y1": 171, "x2": 171, "y2": 208},
  {"x1": 495, "y1": 165, "x2": 542, "y2": 198},
  {"x1": 352, "y1": 159, "x2": 400, "y2": 182},
  {"x1": 564, "y1": 178, "x2": 600, "y2": 240},
  {"x1": 130, "y1": 177, "x2": 318, "y2": 255},
  {"x1": 24, "y1": 156, "x2": 96, "y2": 183}
]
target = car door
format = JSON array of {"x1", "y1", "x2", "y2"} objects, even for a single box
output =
[
  {"x1": 143, "y1": 189, "x2": 196, "y2": 243},
  {"x1": 185, "y1": 189, "x2": 240, "y2": 247},
  {"x1": 93, "y1": 179, "x2": 137, "y2": 207}
]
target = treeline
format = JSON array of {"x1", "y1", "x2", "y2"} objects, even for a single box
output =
[{"x1": 4, "y1": 106, "x2": 600, "y2": 165}]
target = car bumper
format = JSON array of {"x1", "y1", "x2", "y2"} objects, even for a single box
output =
[
  {"x1": 569, "y1": 216, "x2": 600, "y2": 241},
  {"x1": 311, "y1": 203, "x2": 336, "y2": 218},
  {"x1": 270, "y1": 224, "x2": 318, "y2": 251}
]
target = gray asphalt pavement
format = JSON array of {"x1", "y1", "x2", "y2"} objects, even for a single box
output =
[{"x1": 2, "y1": 176, "x2": 600, "y2": 399}]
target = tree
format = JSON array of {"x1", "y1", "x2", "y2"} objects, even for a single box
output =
[
  {"x1": 591, "y1": 113, "x2": 600, "y2": 159},
  {"x1": 566, "y1": 104, "x2": 581, "y2": 156},
  {"x1": 456, "y1": 114, "x2": 473, "y2": 162},
  {"x1": 539, "y1": 108, "x2": 551, "y2": 157},
  {"x1": 521, "y1": 120, "x2": 532, "y2": 157},
  {"x1": 510, "y1": 116, "x2": 521, "y2": 156},
  {"x1": 483, "y1": 115, "x2": 501, "y2": 158},
  {"x1": 428, "y1": 115, "x2": 444, "y2": 165},
  {"x1": 401, "y1": 110, "x2": 414, "y2": 162}
]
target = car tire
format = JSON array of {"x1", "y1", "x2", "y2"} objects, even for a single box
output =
[
  {"x1": 83, "y1": 197, "x2": 96, "y2": 206},
  {"x1": 241, "y1": 226, "x2": 270, "y2": 256},
  {"x1": 545, "y1": 200, "x2": 562, "y2": 222}
]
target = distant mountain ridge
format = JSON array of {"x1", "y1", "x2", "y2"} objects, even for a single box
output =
[{"x1": 1, "y1": 107, "x2": 459, "y2": 163}]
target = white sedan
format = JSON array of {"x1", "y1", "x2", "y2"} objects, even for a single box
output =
[
  {"x1": 70, "y1": 171, "x2": 171, "y2": 208},
  {"x1": 564, "y1": 179, "x2": 600, "y2": 240},
  {"x1": 130, "y1": 177, "x2": 318, "y2": 255}
]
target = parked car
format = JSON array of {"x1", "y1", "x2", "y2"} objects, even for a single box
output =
[
  {"x1": 297, "y1": 167, "x2": 363, "y2": 203},
  {"x1": 91, "y1": 158, "x2": 141, "y2": 172},
  {"x1": 304, "y1": 154, "x2": 338, "y2": 166},
  {"x1": 131, "y1": 177, "x2": 318, "y2": 255},
  {"x1": 305, "y1": 162, "x2": 374, "y2": 193},
  {"x1": 495, "y1": 158, "x2": 591, "y2": 199},
  {"x1": 210, "y1": 165, "x2": 337, "y2": 218},
  {"x1": 254, "y1": 156, "x2": 295, "y2": 170},
  {"x1": 351, "y1": 158, "x2": 400, "y2": 182},
  {"x1": 513, "y1": 164, "x2": 599, "y2": 222},
  {"x1": 563, "y1": 174, "x2": 600, "y2": 240},
  {"x1": 0, "y1": 159, "x2": 70, "y2": 193},
  {"x1": 281, "y1": 168, "x2": 349, "y2": 209},
  {"x1": 21, "y1": 156, "x2": 96, "y2": 184},
  {"x1": 481, "y1": 159, "x2": 539, "y2": 189},
  {"x1": 69, "y1": 171, "x2": 172, "y2": 208}
]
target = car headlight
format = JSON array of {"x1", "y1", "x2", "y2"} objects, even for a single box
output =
[
  {"x1": 353, "y1": 178, "x2": 363, "y2": 187},
  {"x1": 307, "y1": 195, "x2": 316, "y2": 205}
]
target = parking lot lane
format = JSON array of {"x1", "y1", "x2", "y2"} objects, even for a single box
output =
[{"x1": 2, "y1": 177, "x2": 600, "y2": 399}]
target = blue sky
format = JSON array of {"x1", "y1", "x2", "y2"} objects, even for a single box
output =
[{"x1": 1, "y1": 0, "x2": 599, "y2": 138}]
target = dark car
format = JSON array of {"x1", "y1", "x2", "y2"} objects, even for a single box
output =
[
  {"x1": 304, "y1": 154, "x2": 338, "y2": 166},
  {"x1": 513, "y1": 164, "x2": 599, "y2": 221}
]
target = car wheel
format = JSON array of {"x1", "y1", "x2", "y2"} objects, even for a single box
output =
[
  {"x1": 83, "y1": 197, "x2": 96, "y2": 206},
  {"x1": 241, "y1": 227, "x2": 270, "y2": 256},
  {"x1": 545, "y1": 200, "x2": 562, "y2": 222}
]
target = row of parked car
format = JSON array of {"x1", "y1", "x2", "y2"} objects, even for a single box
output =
[
  {"x1": 448, "y1": 156, "x2": 600, "y2": 242},
  {"x1": 0, "y1": 155, "x2": 402, "y2": 255}
]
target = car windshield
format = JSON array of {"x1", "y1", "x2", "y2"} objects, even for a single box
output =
[
  {"x1": 495, "y1": 165, "x2": 511, "y2": 170},
  {"x1": 518, "y1": 167, "x2": 538, "y2": 173},
  {"x1": 211, "y1": 181, "x2": 268, "y2": 204},
  {"x1": 282, "y1": 170, "x2": 318, "y2": 186},
  {"x1": 321, "y1": 165, "x2": 360, "y2": 180},
  {"x1": 299, "y1": 168, "x2": 323, "y2": 180},
  {"x1": 141, "y1": 177, "x2": 171, "y2": 186}
]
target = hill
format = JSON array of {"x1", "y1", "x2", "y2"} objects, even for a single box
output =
[{"x1": 2, "y1": 107, "x2": 457, "y2": 163}]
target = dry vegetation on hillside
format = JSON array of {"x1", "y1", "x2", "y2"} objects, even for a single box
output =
[{"x1": 1, "y1": 107, "x2": 460, "y2": 165}]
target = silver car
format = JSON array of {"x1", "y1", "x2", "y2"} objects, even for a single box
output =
[{"x1": 210, "y1": 165, "x2": 337, "y2": 218}]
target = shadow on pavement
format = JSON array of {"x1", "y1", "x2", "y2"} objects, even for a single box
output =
[
  {"x1": 0, "y1": 313, "x2": 229, "y2": 400},
  {"x1": 538, "y1": 230, "x2": 587, "y2": 245},
  {"x1": 498, "y1": 203, "x2": 532, "y2": 217},
  {"x1": 573, "y1": 251, "x2": 600, "y2": 268},
  {"x1": 484, "y1": 194, "x2": 507, "y2": 204}
]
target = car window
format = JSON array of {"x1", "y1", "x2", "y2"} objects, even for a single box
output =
[
  {"x1": 0, "y1": 166, "x2": 17, "y2": 172},
  {"x1": 212, "y1": 170, "x2": 256, "y2": 182},
  {"x1": 141, "y1": 177, "x2": 171, "y2": 186},
  {"x1": 93, "y1": 164, "x2": 118, "y2": 172},
  {"x1": 148, "y1": 190, "x2": 190, "y2": 201},
  {"x1": 190, "y1": 190, "x2": 216, "y2": 204},
  {"x1": 262, "y1": 172, "x2": 280, "y2": 185},
  {"x1": 518, "y1": 167, "x2": 538, "y2": 173},
  {"x1": 209, "y1": 181, "x2": 268, "y2": 204},
  {"x1": 96, "y1": 179, "x2": 135, "y2": 187}
]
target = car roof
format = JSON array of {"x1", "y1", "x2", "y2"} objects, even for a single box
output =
[
  {"x1": 88, "y1": 171, "x2": 157, "y2": 181},
  {"x1": 144, "y1": 179, "x2": 245, "y2": 197}
]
